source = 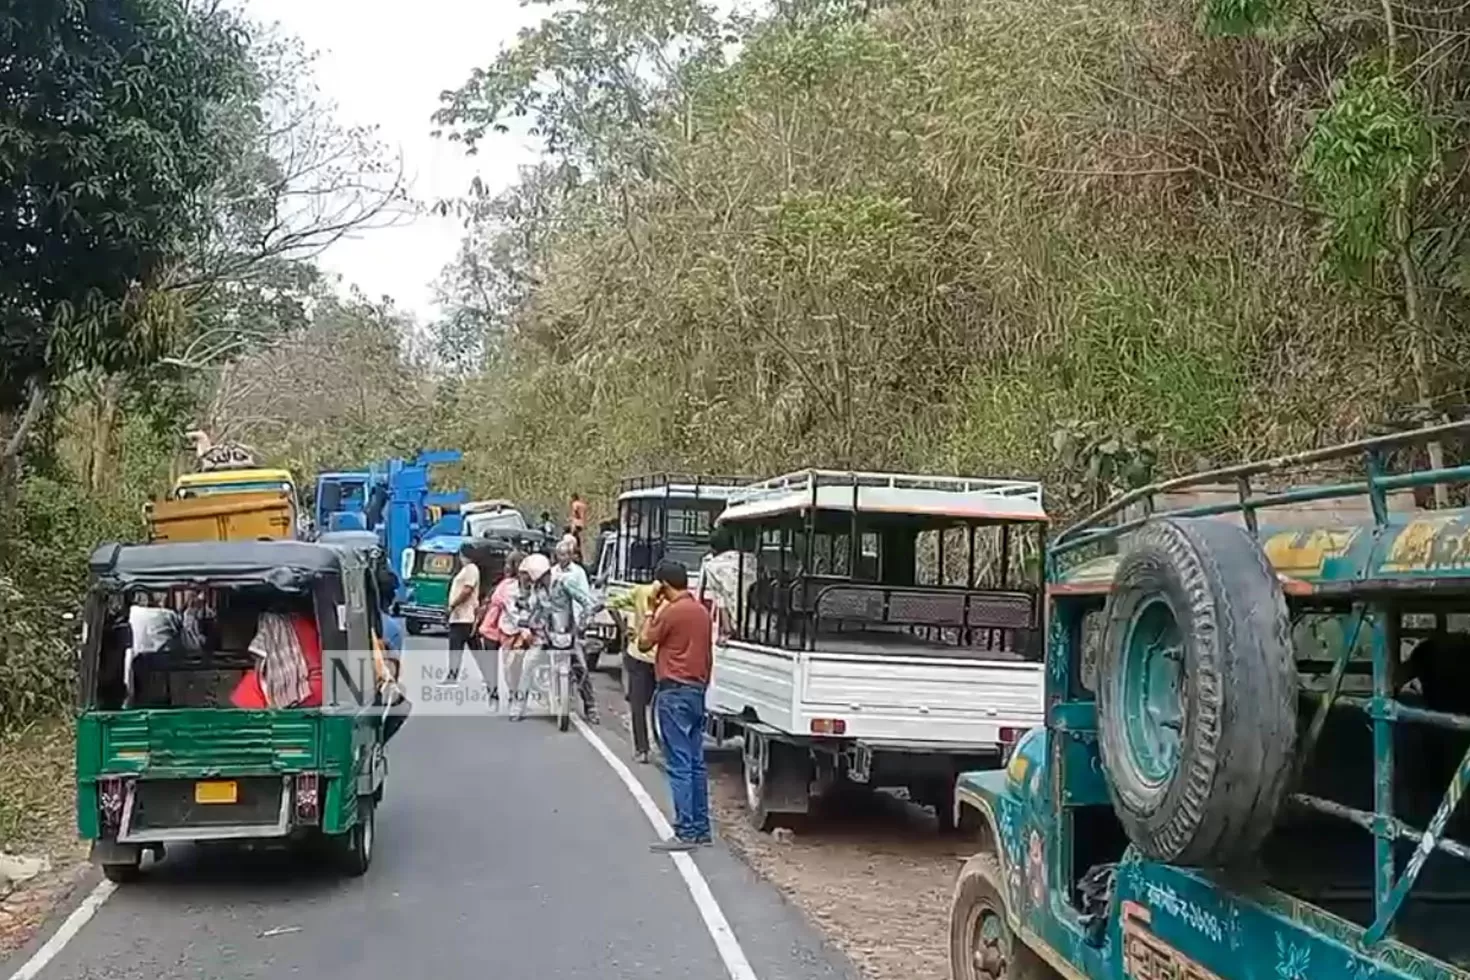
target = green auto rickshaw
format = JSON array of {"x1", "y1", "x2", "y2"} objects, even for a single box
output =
[{"x1": 76, "y1": 539, "x2": 408, "y2": 882}]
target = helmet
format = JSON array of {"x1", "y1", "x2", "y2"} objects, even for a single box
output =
[{"x1": 519, "y1": 552, "x2": 552, "y2": 583}]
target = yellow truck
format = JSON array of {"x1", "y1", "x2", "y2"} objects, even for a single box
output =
[
  {"x1": 145, "y1": 491, "x2": 296, "y2": 543},
  {"x1": 146, "y1": 468, "x2": 300, "y2": 543},
  {"x1": 171, "y1": 468, "x2": 297, "y2": 502}
]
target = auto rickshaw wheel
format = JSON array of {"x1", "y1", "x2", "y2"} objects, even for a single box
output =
[
  {"x1": 338, "y1": 796, "x2": 375, "y2": 877},
  {"x1": 948, "y1": 851, "x2": 1053, "y2": 980},
  {"x1": 1098, "y1": 517, "x2": 1296, "y2": 868}
]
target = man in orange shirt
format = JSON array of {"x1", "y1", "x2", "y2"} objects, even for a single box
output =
[{"x1": 639, "y1": 561, "x2": 713, "y2": 851}]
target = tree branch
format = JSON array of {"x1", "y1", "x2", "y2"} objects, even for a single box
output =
[{"x1": 1, "y1": 381, "x2": 49, "y2": 467}]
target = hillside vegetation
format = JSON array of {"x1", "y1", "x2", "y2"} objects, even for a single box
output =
[
  {"x1": 3, "y1": 0, "x2": 1469, "y2": 735},
  {"x1": 416, "y1": 0, "x2": 1470, "y2": 517}
]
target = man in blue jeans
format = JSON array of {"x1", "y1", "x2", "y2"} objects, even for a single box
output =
[{"x1": 639, "y1": 561, "x2": 713, "y2": 851}]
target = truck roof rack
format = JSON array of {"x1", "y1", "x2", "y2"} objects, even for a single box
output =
[
  {"x1": 720, "y1": 469, "x2": 1047, "y2": 523},
  {"x1": 1049, "y1": 418, "x2": 1470, "y2": 566},
  {"x1": 616, "y1": 474, "x2": 753, "y2": 499}
]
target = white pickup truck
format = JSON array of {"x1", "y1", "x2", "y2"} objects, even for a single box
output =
[{"x1": 705, "y1": 469, "x2": 1048, "y2": 831}]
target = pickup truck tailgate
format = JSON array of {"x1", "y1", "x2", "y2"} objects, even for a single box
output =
[{"x1": 799, "y1": 654, "x2": 1043, "y2": 743}]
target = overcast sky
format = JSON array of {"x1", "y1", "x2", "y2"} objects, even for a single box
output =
[{"x1": 243, "y1": 0, "x2": 543, "y2": 322}]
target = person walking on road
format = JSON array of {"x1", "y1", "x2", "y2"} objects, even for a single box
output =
[
  {"x1": 480, "y1": 550, "x2": 526, "y2": 712},
  {"x1": 639, "y1": 561, "x2": 713, "y2": 851},
  {"x1": 606, "y1": 581, "x2": 659, "y2": 764},
  {"x1": 443, "y1": 542, "x2": 482, "y2": 687}
]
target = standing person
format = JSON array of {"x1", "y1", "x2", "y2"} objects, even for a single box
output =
[
  {"x1": 538, "y1": 511, "x2": 558, "y2": 541},
  {"x1": 568, "y1": 493, "x2": 588, "y2": 554},
  {"x1": 698, "y1": 526, "x2": 757, "y2": 643},
  {"x1": 551, "y1": 535, "x2": 599, "y2": 723},
  {"x1": 606, "y1": 582, "x2": 658, "y2": 763},
  {"x1": 479, "y1": 551, "x2": 525, "y2": 711},
  {"x1": 639, "y1": 561, "x2": 713, "y2": 851},
  {"x1": 443, "y1": 542, "x2": 482, "y2": 686}
]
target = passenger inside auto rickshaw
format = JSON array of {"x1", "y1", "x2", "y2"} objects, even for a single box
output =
[{"x1": 115, "y1": 588, "x2": 323, "y2": 711}]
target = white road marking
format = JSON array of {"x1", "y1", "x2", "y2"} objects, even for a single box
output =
[
  {"x1": 573, "y1": 715, "x2": 759, "y2": 980},
  {"x1": 5, "y1": 879, "x2": 116, "y2": 980}
]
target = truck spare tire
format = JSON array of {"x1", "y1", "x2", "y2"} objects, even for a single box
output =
[{"x1": 1098, "y1": 517, "x2": 1296, "y2": 867}]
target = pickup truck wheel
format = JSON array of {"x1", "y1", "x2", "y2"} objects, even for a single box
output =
[
  {"x1": 744, "y1": 747, "x2": 777, "y2": 832},
  {"x1": 950, "y1": 852, "x2": 1051, "y2": 980},
  {"x1": 925, "y1": 780, "x2": 958, "y2": 834},
  {"x1": 101, "y1": 859, "x2": 141, "y2": 884},
  {"x1": 1099, "y1": 518, "x2": 1296, "y2": 867},
  {"x1": 743, "y1": 732, "x2": 797, "y2": 832}
]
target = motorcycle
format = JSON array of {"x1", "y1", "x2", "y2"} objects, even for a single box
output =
[{"x1": 544, "y1": 629, "x2": 577, "y2": 732}]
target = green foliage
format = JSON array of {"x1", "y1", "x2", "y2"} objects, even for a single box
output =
[
  {"x1": 0, "y1": 0, "x2": 257, "y2": 403},
  {"x1": 1299, "y1": 63, "x2": 1435, "y2": 278},
  {"x1": 433, "y1": 0, "x2": 724, "y2": 165},
  {"x1": 1202, "y1": 0, "x2": 1294, "y2": 36},
  {"x1": 0, "y1": 472, "x2": 143, "y2": 731},
  {"x1": 427, "y1": 0, "x2": 1416, "y2": 522}
]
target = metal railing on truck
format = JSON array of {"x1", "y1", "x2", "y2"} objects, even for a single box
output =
[
  {"x1": 616, "y1": 473, "x2": 751, "y2": 496},
  {"x1": 1048, "y1": 418, "x2": 1470, "y2": 946}
]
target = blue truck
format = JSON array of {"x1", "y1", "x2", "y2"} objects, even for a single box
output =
[{"x1": 311, "y1": 452, "x2": 470, "y2": 605}]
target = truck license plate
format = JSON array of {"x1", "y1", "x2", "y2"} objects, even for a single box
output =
[{"x1": 194, "y1": 780, "x2": 238, "y2": 804}]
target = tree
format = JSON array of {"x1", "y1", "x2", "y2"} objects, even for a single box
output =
[
  {"x1": 0, "y1": 0, "x2": 258, "y2": 470},
  {"x1": 203, "y1": 289, "x2": 439, "y2": 476},
  {"x1": 50, "y1": 19, "x2": 410, "y2": 491},
  {"x1": 433, "y1": 0, "x2": 726, "y2": 174}
]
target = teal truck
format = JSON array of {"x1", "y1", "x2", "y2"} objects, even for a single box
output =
[{"x1": 948, "y1": 420, "x2": 1470, "y2": 980}]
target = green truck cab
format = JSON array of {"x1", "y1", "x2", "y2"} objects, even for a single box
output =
[
  {"x1": 77, "y1": 540, "x2": 403, "y2": 882},
  {"x1": 949, "y1": 421, "x2": 1470, "y2": 980},
  {"x1": 397, "y1": 501, "x2": 544, "y2": 634}
]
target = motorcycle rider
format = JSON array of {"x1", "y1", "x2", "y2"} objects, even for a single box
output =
[
  {"x1": 552, "y1": 535, "x2": 598, "y2": 720},
  {"x1": 507, "y1": 550, "x2": 601, "y2": 723}
]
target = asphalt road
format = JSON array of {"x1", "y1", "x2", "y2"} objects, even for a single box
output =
[{"x1": 5, "y1": 639, "x2": 858, "y2": 980}]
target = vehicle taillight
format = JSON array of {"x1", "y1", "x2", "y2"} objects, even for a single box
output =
[
  {"x1": 810, "y1": 718, "x2": 847, "y2": 735},
  {"x1": 999, "y1": 727, "x2": 1023, "y2": 744},
  {"x1": 98, "y1": 777, "x2": 126, "y2": 836},
  {"x1": 295, "y1": 773, "x2": 320, "y2": 824}
]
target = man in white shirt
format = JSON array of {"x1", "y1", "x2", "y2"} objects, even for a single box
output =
[
  {"x1": 698, "y1": 528, "x2": 756, "y2": 642},
  {"x1": 126, "y1": 593, "x2": 181, "y2": 705},
  {"x1": 551, "y1": 535, "x2": 599, "y2": 721},
  {"x1": 443, "y1": 542, "x2": 482, "y2": 686}
]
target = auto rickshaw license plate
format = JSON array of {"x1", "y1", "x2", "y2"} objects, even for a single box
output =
[{"x1": 194, "y1": 781, "x2": 238, "y2": 804}]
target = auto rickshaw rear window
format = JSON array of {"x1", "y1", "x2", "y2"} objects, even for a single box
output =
[{"x1": 418, "y1": 552, "x2": 455, "y2": 576}]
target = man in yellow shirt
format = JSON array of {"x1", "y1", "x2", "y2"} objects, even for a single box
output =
[{"x1": 607, "y1": 582, "x2": 658, "y2": 763}]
